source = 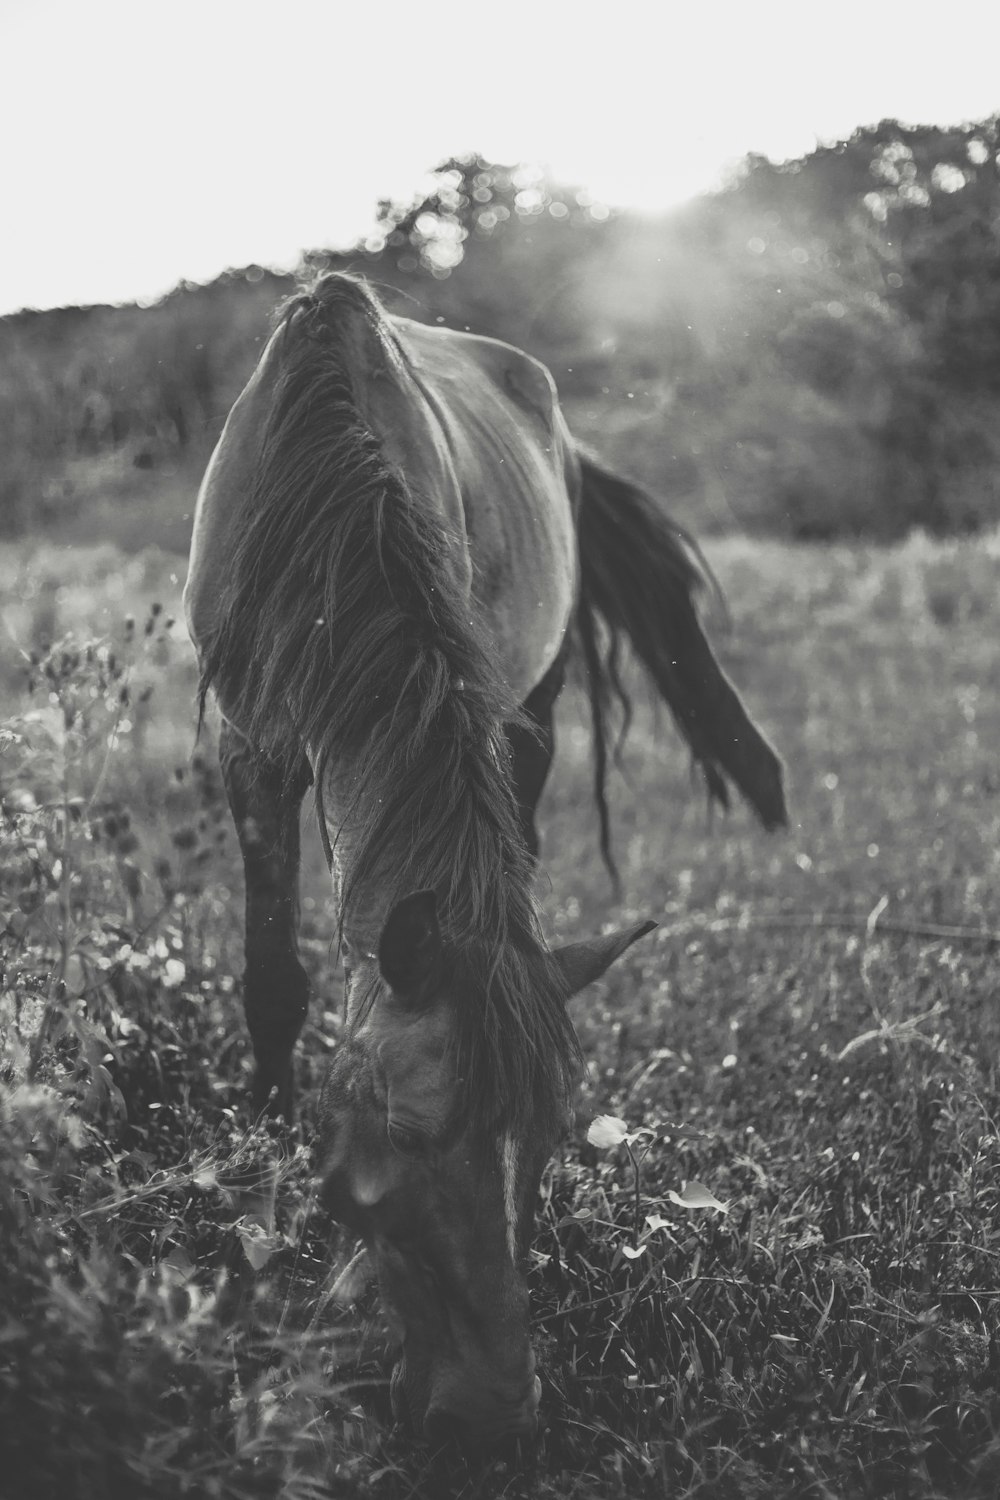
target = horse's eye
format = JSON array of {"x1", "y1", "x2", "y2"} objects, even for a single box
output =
[{"x1": 387, "y1": 1121, "x2": 432, "y2": 1161}]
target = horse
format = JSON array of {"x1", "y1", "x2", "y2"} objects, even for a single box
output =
[{"x1": 184, "y1": 272, "x2": 786, "y2": 1449}]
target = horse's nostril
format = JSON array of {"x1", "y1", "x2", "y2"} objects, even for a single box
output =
[
  {"x1": 423, "y1": 1393, "x2": 540, "y2": 1451},
  {"x1": 424, "y1": 1405, "x2": 464, "y2": 1449}
]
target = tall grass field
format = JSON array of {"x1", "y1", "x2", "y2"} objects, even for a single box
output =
[{"x1": 2, "y1": 528, "x2": 999, "y2": 1498}]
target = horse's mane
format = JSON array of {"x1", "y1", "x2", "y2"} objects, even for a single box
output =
[{"x1": 199, "y1": 272, "x2": 579, "y2": 1135}]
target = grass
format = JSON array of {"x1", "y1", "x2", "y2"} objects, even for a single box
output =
[{"x1": 2, "y1": 526, "x2": 1000, "y2": 1497}]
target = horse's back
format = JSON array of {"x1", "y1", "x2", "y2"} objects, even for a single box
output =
[{"x1": 386, "y1": 317, "x2": 579, "y2": 691}]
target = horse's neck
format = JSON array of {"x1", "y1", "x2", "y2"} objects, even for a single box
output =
[
  {"x1": 317, "y1": 725, "x2": 512, "y2": 968},
  {"x1": 318, "y1": 757, "x2": 391, "y2": 955}
]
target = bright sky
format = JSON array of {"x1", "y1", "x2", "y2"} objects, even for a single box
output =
[{"x1": 3, "y1": 0, "x2": 998, "y2": 315}]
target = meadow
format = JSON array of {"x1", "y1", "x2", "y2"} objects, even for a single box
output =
[{"x1": 2, "y1": 520, "x2": 1000, "y2": 1499}]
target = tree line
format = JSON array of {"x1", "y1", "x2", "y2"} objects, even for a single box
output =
[{"x1": 2, "y1": 117, "x2": 998, "y2": 540}]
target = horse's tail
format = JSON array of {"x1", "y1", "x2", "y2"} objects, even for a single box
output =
[{"x1": 574, "y1": 450, "x2": 787, "y2": 875}]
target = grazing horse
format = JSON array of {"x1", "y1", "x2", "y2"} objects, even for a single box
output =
[{"x1": 184, "y1": 273, "x2": 785, "y2": 1448}]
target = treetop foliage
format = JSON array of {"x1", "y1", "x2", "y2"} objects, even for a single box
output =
[{"x1": 2, "y1": 119, "x2": 999, "y2": 540}]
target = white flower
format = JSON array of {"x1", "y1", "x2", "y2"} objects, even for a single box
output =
[
  {"x1": 666, "y1": 1181, "x2": 728, "y2": 1213},
  {"x1": 587, "y1": 1114, "x2": 630, "y2": 1149},
  {"x1": 162, "y1": 958, "x2": 186, "y2": 988}
]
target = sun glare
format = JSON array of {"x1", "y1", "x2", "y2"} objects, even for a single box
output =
[{"x1": 3, "y1": 0, "x2": 1000, "y2": 312}]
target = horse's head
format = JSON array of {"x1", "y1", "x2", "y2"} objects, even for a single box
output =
[{"x1": 316, "y1": 889, "x2": 653, "y2": 1449}]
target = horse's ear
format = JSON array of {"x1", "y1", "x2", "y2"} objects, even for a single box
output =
[
  {"x1": 552, "y1": 921, "x2": 657, "y2": 998},
  {"x1": 378, "y1": 890, "x2": 442, "y2": 1000}
]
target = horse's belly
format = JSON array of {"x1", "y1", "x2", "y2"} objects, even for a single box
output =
[{"x1": 470, "y1": 475, "x2": 577, "y2": 703}]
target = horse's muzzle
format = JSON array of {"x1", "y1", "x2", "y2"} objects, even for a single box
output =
[
  {"x1": 423, "y1": 1372, "x2": 542, "y2": 1450},
  {"x1": 393, "y1": 1355, "x2": 542, "y2": 1451}
]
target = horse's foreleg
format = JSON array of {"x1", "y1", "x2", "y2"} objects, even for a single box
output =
[
  {"x1": 219, "y1": 721, "x2": 312, "y2": 1119},
  {"x1": 506, "y1": 647, "x2": 567, "y2": 860}
]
